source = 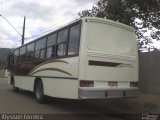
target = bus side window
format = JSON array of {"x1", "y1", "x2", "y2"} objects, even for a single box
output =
[
  {"x1": 40, "y1": 49, "x2": 45, "y2": 59},
  {"x1": 46, "y1": 33, "x2": 57, "y2": 58},
  {"x1": 46, "y1": 46, "x2": 56, "y2": 58},
  {"x1": 19, "y1": 46, "x2": 26, "y2": 63},
  {"x1": 26, "y1": 42, "x2": 35, "y2": 61},
  {"x1": 10, "y1": 55, "x2": 14, "y2": 64},
  {"x1": 14, "y1": 49, "x2": 19, "y2": 64},
  {"x1": 68, "y1": 24, "x2": 80, "y2": 55},
  {"x1": 57, "y1": 43, "x2": 66, "y2": 56},
  {"x1": 35, "y1": 38, "x2": 46, "y2": 60},
  {"x1": 57, "y1": 28, "x2": 68, "y2": 57}
]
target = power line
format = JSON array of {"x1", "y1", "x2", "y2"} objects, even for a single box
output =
[
  {"x1": 0, "y1": 15, "x2": 22, "y2": 37},
  {"x1": 24, "y1": 13, "x2": 79, "y2": 40},
  {"x1": 25, "y1": 16, "x2": 78, "y2": 41},
  {"x1": 24, "y1": 0, "x2": 98, "y2": 41}
]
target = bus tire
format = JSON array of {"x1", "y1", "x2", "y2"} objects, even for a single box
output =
[
  {"x1": 11, "y1": 76, "x2": 19, "y2": 92},
  {"x1": 34, "y1": 80, "x2": 45, "y2": 104}
]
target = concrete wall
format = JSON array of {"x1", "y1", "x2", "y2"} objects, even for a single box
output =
[
  {"x1": 139, "y1": 51, "x2": 160, "y2": 94},
  {"x1": 0, "y1": 69, "x2": 8, "y2": 78}
]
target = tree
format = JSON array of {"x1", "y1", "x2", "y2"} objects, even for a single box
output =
[{"x1": 79, "y1": 0, "x2": 160, "y2": 51}]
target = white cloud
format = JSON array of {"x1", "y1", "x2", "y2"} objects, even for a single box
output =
[
  {"x1": 0, "y1": 0, "x2": 98, "y2": 48},
  {"x1": 0, "y1": 38, "x2": 17, "y2": 48}
]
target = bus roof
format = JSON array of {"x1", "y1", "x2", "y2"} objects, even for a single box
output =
[
  {"x1": 81, "y1": 17, "x2": 135, "y2": 32},
  {"x1": 14, "y1": 17, "x2": 134, "y2": 50}
]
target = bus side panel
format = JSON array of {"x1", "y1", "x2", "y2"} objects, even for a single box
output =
[
  {"x1": 14, "y1": 76, "x2": 35, "y2": 91},
  {"x1": 31, "y1": 57, "x2": 79, "y2": 99},
  {"x1": 43, "y1": 78, "x2": 79, "y2": 99},
  {"x1": 29, "y1": 57, "x2": 79, "y2": 79},
  {"x1": 13, "y1": 76, "x2": 79, "y2": 99}
]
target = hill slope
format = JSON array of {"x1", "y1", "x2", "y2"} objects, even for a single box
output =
[{"x1": 0, "y1": 48, "x2": 11, "y2": 59}]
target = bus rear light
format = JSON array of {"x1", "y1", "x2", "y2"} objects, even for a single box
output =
[
  {"x1": 130, "y1": 82, "x2": 139, "y2": 87},
  {"x1": 108, "y1": 81, "x2": 118, "y2": 86},
  {"x1": 80, "y1": 80, "x2": 94, "y2": 87}
]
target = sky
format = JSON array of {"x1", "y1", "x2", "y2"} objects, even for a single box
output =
[{"x1": 0, "y1": 0, "x2": 98, "y2": 48}]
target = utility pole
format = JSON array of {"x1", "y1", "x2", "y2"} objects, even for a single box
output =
[{"x1": 22, "y1": 16, "x2": 26, "y2": 45}]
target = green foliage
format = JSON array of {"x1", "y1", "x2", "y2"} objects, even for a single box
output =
[
  {"x1": 79, "y1": 0, "x2": 160, "y2": 51},
  {"x1": 79, "y1": 0, "x2": 159, "y2": 27}
]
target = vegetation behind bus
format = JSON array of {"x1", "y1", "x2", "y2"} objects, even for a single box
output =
[{"x1": 79, "y1": 0, "x2": 160, "y2": 51}]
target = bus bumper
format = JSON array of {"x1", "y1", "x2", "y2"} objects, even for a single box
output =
[{"x1": 78, "y1": 88, "x2": 139, "y2": 99}]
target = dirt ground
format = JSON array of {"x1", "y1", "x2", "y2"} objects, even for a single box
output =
[
  {"x1": 89, "y1": 93, "x2": 160, "y2": 114},
  {"x1": 1, "y1": 78, "x2": 159, "y2": 117},
  {"x1": 123, "y1": 93, "x2": 160, "y2": 113}
]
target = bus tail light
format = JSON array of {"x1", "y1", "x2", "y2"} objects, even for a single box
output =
[
  {"x1": 130, "y1": 82, "x2": 139, "y2": 87},
  {"x1": 80, "y1": 80, "x2": 94, "y2": 87},
  {"x1": 108, "y1": 81, "x2": 118, "y2": 87}
]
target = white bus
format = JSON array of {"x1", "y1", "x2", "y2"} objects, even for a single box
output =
[{"x1": 8, "y1": 17, "x2": 139, "y2": 103}]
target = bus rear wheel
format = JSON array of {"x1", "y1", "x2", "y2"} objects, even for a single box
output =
[{"x1": 35, "y1": 80, "x2": 45, "y2": 103}]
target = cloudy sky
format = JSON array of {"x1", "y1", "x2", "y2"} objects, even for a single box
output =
[{"x1": 0, "y1": 0, "x2": 98, "y2": 48}]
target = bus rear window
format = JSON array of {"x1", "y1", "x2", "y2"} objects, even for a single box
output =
[
  {"x1": 68, "y1": 24, "x2": 80, "y2": 55},
  {"x1": 87, "y1": 22, "x2": 136, "y2": 56}
]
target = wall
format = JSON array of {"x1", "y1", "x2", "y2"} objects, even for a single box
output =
[
  {"x1": 0, "y1": 69, "x2": 8, "y2": 78},
  {"x1": 139, "y1": 50, "x2": 160, "y2": 94}
]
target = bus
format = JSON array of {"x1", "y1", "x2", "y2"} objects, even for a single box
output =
[{"x1": 8, "y1": 17, "x2": 139, "y2": 103}]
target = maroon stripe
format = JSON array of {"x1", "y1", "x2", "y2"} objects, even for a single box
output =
[
  {"x1": 29, "y1": 68, "x2": 72, "y2": 76},
  {"x1": 88, "y1": 60, "x2": 121, "y2": 67},
  {"x1": 28, "y1": 59, "x2": 69, "y2": 75}
]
